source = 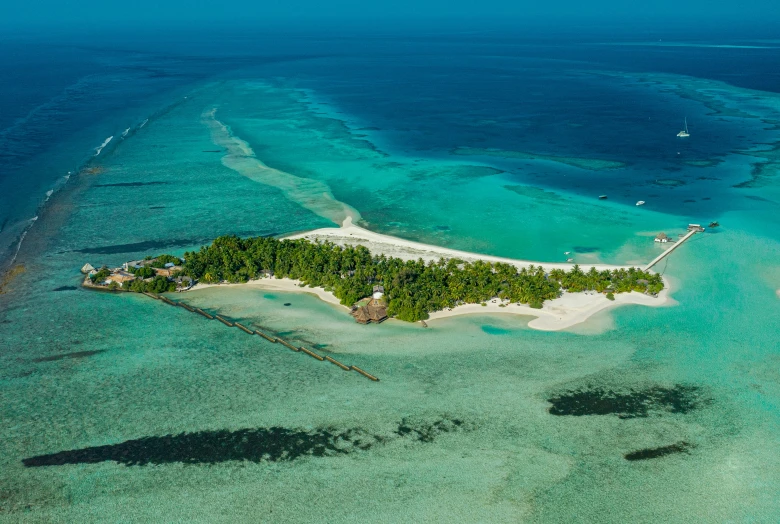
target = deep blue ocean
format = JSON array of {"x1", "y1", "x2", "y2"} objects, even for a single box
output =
[{"x1": 2, "y1": 23, "x2": 779, "y2": 265}]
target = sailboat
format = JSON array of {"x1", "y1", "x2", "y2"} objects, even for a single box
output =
[{"x1": 677, "y1": 117, "x2": 690, "y2": 137}]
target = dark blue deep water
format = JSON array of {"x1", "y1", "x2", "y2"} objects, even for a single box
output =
[{"x1": 1, "y1": 23, "x2": 779, "y2": 264}]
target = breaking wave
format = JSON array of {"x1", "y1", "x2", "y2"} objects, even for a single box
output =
[{"x1": 94, "y1": 136, "x2": 113, "y2": 156}]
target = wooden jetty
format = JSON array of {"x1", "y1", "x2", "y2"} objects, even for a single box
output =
[{"x1": 643, "y1": 227, "x2": 700, "y2": 271}]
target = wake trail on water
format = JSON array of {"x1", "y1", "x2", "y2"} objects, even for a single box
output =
[{"x1": 203, "y1": 108, "x2": 360, "y2": 226}]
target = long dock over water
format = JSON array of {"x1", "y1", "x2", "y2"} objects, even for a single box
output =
[
  {"x1": 643, "y1": 227, "x2": 700, "y2": 271},
  {"x1": 142, "y1": 294, "x2": 379, "y2": 381}
]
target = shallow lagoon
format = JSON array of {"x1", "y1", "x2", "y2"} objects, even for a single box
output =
[{"x1": 1, "y1": 31, "x2": 779, "y2": 522}]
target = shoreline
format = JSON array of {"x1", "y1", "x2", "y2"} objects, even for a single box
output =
[
  {"x1": 186, "y1": 218, "x2": 672, "y2": 332},
  {"x1": 286, "y1": 217, "x2": 640, "y2": 271}
]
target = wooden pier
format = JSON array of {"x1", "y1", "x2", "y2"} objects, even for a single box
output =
[{"x1": 644, "y1": 227, "x2": 700, "y2": 271}]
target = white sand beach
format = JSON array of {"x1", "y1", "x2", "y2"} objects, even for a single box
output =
[
  {"x1": 286, "y1": 217, "x2": 637, "y2": 272},
  {"x1": 189, "y1": 218, "x2": 672, "y2": 331}
]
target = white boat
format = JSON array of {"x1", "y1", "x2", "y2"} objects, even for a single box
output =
[
  {"x1": 564, "y1": 251, "x2": 571, "y2": 255},
  {"x1": 636, "y1": 200, "x2": 645, "y2": 206},
  {"x1": 677, "y1": 117, "x2": 690, "y2": 137}
]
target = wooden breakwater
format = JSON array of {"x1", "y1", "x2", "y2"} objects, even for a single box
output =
[
  {"x1": 139, "y1": 294, "x2": 379, "y2": 381},
  {"x1": 301, "y1": 347, "x2": 325, "y2": 361},
  {"x1": 234, "y1": 322, "x2": 254, "y2": 335},
  {"x1": 325, "y1": 356, "x2": 350, "y2": 371},
  {"x1": 350, "y1": 366, "x2": 379, "y2": 382},
  {"x1": 215, "y1": 315, "x2": 233, "y2": 327}
]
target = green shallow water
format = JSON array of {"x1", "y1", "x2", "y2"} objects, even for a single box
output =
[{"x1": 1, "y1": 74, "x2": 779, "y2": 522}]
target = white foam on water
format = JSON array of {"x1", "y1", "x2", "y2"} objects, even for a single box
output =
[
  {"x1": 7, "y1": 216, "x2": 38, "y2": 265},
  {"x1": 139, "y1": 119, "x2": 148, "y2": 128},
  {"x1": 121, "y1": 128, "x2": 130, "y2": 138},
  {"x1": 94, "y1": 136, "x2": 113, "y2": 156}
]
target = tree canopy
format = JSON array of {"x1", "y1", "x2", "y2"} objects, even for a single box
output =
[{"x1": 179, "y1": 235, "x2": 664, "y2": 322}]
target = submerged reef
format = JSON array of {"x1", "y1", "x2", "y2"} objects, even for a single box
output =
[
  {"x1": 624, "y1": 441, "x2": 693, "y2": 461},
  {"x1": 32, "y1": 350, "x2": 105, "y2": 363},
  {"x1": 547, "y1": 384, "x2": 706, "y2": 418},
  {"x1": 23, "y1": 416, "x2": 470, "y2": 467}
]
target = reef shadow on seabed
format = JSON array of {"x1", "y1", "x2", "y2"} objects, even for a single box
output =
[
  {"x1": 624, "y1": 441, "x2": 694, "y2": 461},
  {"x1": 546, "y1": 384, "x2": 708, "y2": 419},
  {"x1": 23, "y1": 416, "x2": 472, "y2": 468}
]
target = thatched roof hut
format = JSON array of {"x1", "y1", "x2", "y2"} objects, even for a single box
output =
[
  {"x1": 654, "y1": 232, "x2": 669, "y2": 243},
  {"x1": 81, "y1": 263, "x2": 95, "y2": 274},
  {"x1": 350, "y1": 298, "x2": 387, "y2": 324}
]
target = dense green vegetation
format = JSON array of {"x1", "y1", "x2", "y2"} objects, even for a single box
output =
[
  {"x1": 180, "y1": 235, "x2": 664, "y2": 322},
  {"x1": 89, "y1": 267, "x2": 111, "y2": 282},
  {"x1": 124, "y1": 276, "x2": 177, "y2": 293}
]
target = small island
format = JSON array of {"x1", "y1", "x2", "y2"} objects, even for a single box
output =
[
  {"x1": 81, "y1": 255, "x2": 193, "y2": 293},
  {"x1": 81, "y1": 222, "x2": 665, "y2": 328}
]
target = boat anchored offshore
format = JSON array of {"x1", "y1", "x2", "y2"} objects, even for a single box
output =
[
  {"x1": 677, "y1": 117, "x2": 690, "y2": 138},
  {"x1": 636, "y1": 200, "x2": 645, "y2": 206}
]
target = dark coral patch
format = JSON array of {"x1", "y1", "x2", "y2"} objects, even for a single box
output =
[
  {"x1": 23, "y1": 417, "x2": 471, "y2": 467},
  {"x1": 32, "y1": 350, "x2": 105, "y2": 363},
  {"x1": 625, "y1": 441, "x2": 693, "y2": 461},
  {"x1": 547, "y1": 385, "x2": 705, "y2": 419},
  {"x1": 53, "y1": 286, "x2": 78, "y2": 291},
  {"x1": 394, "y1": 417, "x2": 466, "y2": 443}
]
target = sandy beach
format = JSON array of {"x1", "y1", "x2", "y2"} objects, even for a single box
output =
[
  {"x1": 187, "y1": 218, "x2": 672, "y2": 332},
  {"x1": 287, "y1": 217, "x2": 642, "y2": 272}
]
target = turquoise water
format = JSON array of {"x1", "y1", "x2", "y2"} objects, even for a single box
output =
[{"x1": 1, "y1": 31, "x2": 779, "y2": 522}]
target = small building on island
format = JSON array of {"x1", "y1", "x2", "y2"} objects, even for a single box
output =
[
  {"x1": 105, "y1": 271, "x2": 136, "y2": 287},
  {"x1": 351, "y1": 293, "x2": 388, "y2": 325},
  {"x1": 81, "y1": 263, "x2": 95, "y2": 274},
  {"x1": 654, "y1": 232, "x2": 669, "y2": 243}
]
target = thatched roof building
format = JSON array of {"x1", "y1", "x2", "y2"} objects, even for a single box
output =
[{"x1": 351, "y1": 298, "x2": 387, "y2": 324}]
